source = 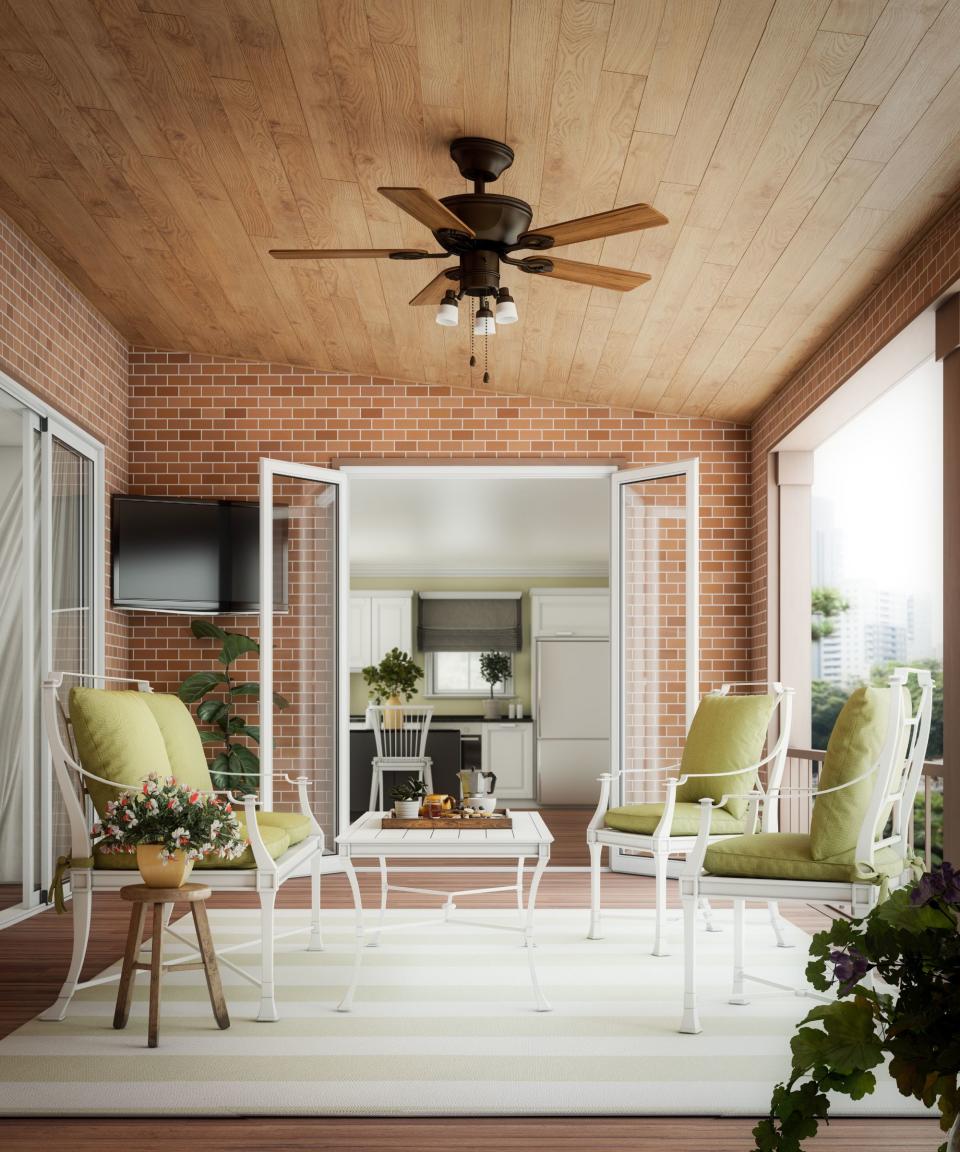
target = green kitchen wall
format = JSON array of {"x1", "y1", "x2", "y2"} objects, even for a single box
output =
[{"x1": 349, "y1": 575, "x2": 608, "y2": 716}]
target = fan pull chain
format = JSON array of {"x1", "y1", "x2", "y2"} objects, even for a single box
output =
[
  {"x1": 469, "y1": 298, "x2": 476, "y2": 368},
  {"x1": 483, "y1": 326, "x2": 489, "y2": 385}
]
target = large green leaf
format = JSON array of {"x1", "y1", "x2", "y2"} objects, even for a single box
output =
[
  {"x1": 791, "y1": 1001, "x2": 884, "y2": 1077},
  {"x1": 228, "y1": 682, "x2": 289, "y2": 709},
  {"x1": 228, "y1": 744, "x2": 260, "y2": 772},
  {"x1": 190, "y1": 619, "x2": 229, "y2": 642},
  {"x1": 873, "y1": 888, "x2": 954, "y2": 934},
  {"x1": 197, "y1": 730, "x2": 222, "y2": 744},
  {"x1": 178, "y1": 671, "x2": 228, "y2": 702},
  {"x1": 218, "y1": 633, "x2": 260, "y2": 666},
  {"x1": 197, "y1": 698, "x2": 227, "y2": 725}
]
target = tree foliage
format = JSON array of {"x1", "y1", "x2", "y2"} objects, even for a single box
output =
[{"x1": 811, "y1": 586, "x2": 850, "y2": 641}]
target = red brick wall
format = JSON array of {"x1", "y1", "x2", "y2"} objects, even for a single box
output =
[
  {"x1": 750, "y1": 197, "x2": 960, "y2": 682},
  {"x1": 126, "y1": 352, "x2": 754, "y2": 722},
  {"x1": 0, "y1": 209, "x2": 129, "y2": 673}
]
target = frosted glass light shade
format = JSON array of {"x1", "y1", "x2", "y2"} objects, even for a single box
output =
[
  {"x1": 436, "y1": 301, "x2": 459, "y2": 326},
  {"x1": 473, "y1": 306, "x2": 495, "y2": 336},
  {"x1": 495, "y1": 298, "x2": 518, "y2": 324}
]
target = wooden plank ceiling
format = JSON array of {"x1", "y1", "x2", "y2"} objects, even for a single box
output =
[{"x1": 1, "y1": 0, "x2": 959, "y2": 421}]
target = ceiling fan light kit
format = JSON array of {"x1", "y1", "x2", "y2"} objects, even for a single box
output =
[{"x1": 269, "y1": 137, "x2": 667, "y2": 384}]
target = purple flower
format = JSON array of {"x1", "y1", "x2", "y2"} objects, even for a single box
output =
[
  {"x1": 829, "y1": 947, "x2": 872, "y2": 992},
  {"x1": 911, "y1": 862, "x2": 960, "y2": 907}
]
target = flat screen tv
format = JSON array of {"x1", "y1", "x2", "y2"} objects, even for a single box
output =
[{"x1": 111, "y1": 496, "x2": 288, "y2": 614}]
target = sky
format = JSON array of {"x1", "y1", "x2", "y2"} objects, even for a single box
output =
[{"x1": 812, "y1": 356, "x2": 943, "y2": 639}]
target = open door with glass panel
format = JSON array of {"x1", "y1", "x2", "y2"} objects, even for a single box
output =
[
  {"x1": 610, "y1": 460, "x2": 699, "y2": 875},
  {"x1": 259, "y1": 460, "x2": 349, "y2": 851}
]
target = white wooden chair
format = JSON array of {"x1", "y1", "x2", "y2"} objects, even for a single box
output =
[
  {"x1": 41, "y1": 672, "x2": 347, "y2": 1023},
  {"x1": 678, "y1": 667, "x2": 932, "y2": 1035},
  {"x1": 587, "y1": 682, "x2": 793, "y2": 956},
  {"x1": 367, "y1": 703, "x2": 434, "y2": 810}
]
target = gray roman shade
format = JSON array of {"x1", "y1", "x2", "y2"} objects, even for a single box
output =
[{"x1": 417, "y1": 593, "x2": 522, "y2": 652}]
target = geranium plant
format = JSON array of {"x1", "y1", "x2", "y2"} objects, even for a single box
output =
[
  {"x1": 754, "y1": 862, "x2": 960, "y2": 1152},
  {"x1": 92, "y1": 774, "x2": 247, "y2": 863}
]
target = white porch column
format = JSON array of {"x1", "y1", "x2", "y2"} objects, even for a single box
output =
[
  {"x1": 775, "y1": 450, "x2": 814, "y2": 832},
  {"x1": 937, "y1": 295, "x2": 958, "y2": 865}
]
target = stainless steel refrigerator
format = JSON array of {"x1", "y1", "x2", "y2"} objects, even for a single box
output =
[{"x1": 535, "y1": 638, "x2": 611, "y2": 804}]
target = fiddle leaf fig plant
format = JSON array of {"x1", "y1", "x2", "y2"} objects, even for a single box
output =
[
  {"x1": 361, "y1": 647, "x2": 423, "y2": 704},
  {"x1": 178, "y1": 619, "x2": 289, "y2": 794},
  {"x1": 754, "y1": 863, "x2": 960, "y2": 1152}
]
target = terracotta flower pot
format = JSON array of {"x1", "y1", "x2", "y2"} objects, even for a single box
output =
[{"x1": 136, "y1": 844, "x2": 194, "y2": 888}]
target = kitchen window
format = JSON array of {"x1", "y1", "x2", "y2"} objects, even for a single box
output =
[{"x1": 425, "y1": 651, "x2": 514, "y2": 697}]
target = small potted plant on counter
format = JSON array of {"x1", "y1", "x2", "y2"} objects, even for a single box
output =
[
  {"x1": 362, "y1": 647, "x2": 423, "y2": 729},
  {"x1": 479, "y1": 651, "x2": 512, "y2": 720},
  {"x1": 390, "y1": 775, "x2": 428, "y2": 819}
]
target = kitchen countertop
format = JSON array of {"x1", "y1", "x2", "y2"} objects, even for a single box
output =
[{"x1": 349, "y1": 713, "x2": 533, "y2": 724}]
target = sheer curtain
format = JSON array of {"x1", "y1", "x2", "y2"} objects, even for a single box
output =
[{"x1": 0, "y1": 435, "x2": 25, "y2": 897}]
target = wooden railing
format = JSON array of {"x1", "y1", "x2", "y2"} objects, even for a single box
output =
[{"x1": 784, "y1": 748, "x2": 945, "y2": 870}]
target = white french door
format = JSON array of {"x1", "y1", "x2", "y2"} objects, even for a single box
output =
[
  {"x1": 0, "y1": 374, "x2": 103, "y2": 926},
  {"x1": 259, "y1": 460, "x2": 349, "y2": 848},
  {"x1": 609, "y1": 460, "x2": 699, "y2": 875}
]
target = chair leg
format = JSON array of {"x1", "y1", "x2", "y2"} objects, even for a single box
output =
[
  {"x1": 40, "y1": 876, "x2": 93, "y2": 1021},
  {"x1": 730, "y1": 898, "x2": 749, "y2": 1005},
  {"x1": 369, "y1": 766, "x2": 379, "y2": 812},
  {"x1": 308, "y1": 850, "x2": 324, "y2": 952},
  {"x1": 767, "y1": 900, "x2": 792, "y2": 948},
  {"x1": 652, "y1": 845, "x2": 669, "y2": 956},
  {"x1": 256, "y1": 887, "x2": 279, "y2": 1022},
  {"x1": 699, "y1": 896, "x2": 721, "y2": 933},
  {"x1": 423, "y1": 761, "x2": 433, "y2": 793},
  {"x1": 679, "y1": 890, "x2": 701, "y2": 1034},
  {"x1": 587, "y1": 842, "x2": 603, "y2": 940}
]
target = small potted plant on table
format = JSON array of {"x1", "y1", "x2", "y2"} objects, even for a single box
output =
[
  {"x1": 390, "y1": 775, "x2": 428, "y2": 819},
  {"x1": 93, "y1": 774, "x2": 247, "y2": 887},
  {"x1": 479, "y1": 651, "x2": 512, "y2": 720},
  {"x1": 361, "y1": 647, "x2": 424, "y2": 729}
]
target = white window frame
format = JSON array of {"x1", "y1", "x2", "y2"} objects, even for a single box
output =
[{"x1": 424, "y1": 651, "x2": 515, "y2": 698}]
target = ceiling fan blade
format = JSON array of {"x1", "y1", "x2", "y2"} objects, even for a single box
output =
[
  {"x1": 519, "y1": 203, "x2": 668, "y2": 249},
  {"x1": 378, "y1": 187, "x2": 476, "y2": 237},
  {"x1": 409, "y1": 269, "x2": 458, "y2": 306},
  {"x1": 523, "y1": 256, "x2": 650, "y2": 292},
  {"x1": 269, "y1": 248, "x2": 429, "y2": 259}
]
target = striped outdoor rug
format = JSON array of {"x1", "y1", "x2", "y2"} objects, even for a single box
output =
[{"x1": 0, "y1": 908, "x2": 930, "y2": 1117}]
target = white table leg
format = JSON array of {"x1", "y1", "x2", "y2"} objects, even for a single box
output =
[
  {"x1": 525, "y1": 853, "x2": 552, "y2": 1012},
  {"x1": 370, "y1": 856, "x2": 388, "y2": 947},
  {"x1": 516, "y1": 856, "x2": 525, "y2": 931},
  {"x1": 337, "y1": 858, "x2": 364, "y2": 1013}
]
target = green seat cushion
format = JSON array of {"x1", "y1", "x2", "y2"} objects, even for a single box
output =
[
  {"x1": 604, "y1": 802, "x2": 745, "y2": 836},
  {"x1": 257, "y1": 810, "x2": 314, "y2": 846},
  {"x1": 139, "y1": 693, "x2": 213, "y2": 792},
  {"x1": 93, "y1": 820, "x2": 291, "y2": 871},
  {"x1": 70, "y1": 688, "x2": 172, "y2": 818},
  {"x1": 675, "y1": 693, "x2": 777, "y2": 819},
  {"x1": 704, "y1": 832, "x2": 903, "y2": 885},
  {"x1": 809, "y1": 686, "x2": 889, "y2": 861}
]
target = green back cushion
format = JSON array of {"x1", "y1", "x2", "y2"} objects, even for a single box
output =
[
  {"x1": 139, "y1": 693, "x2": 213, "y2": 791},
  {"x1": 69, "y1": 688, "x2": 172, "y2": 817},
  {"x1": 675, "y1": 693, "x2": 776, "y2": 819},
  {"x1": 809, "y1": 686, "x2": 889, "y2": 861}
]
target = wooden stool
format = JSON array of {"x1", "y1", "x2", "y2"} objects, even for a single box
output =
[{"x1": 113, "y1": 883, "x2": 229, "y2": 1048}]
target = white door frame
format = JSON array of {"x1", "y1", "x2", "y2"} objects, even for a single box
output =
[
  {"x1": 259, "y1": 459, "x2": 350, "y2": 836},
  {"x1": 0, "y1": 369, "x2": 105, "y2": 928},
  {"x1": 609, "y1": 459, "x2": 699, "y2": 875}
]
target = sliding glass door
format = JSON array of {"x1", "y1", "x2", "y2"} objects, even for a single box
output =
[
  {"x1": 259, "y1": 460, "x2": 349, "y2": 847},
  {"x1": 0, "y1": 378, "x2": 102, "y2": 925},
  {"x1": 610, "y1": 461, "x2": 699, "y2": 875}
]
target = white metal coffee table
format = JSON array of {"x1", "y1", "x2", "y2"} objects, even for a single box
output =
[{"x1": 335, "y1": 809, "x2": 554, "y2": 1013}]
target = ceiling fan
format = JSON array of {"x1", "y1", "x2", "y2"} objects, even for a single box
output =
[{"x1": 269, "y1": 137, "x2": 668, "y2": 382}]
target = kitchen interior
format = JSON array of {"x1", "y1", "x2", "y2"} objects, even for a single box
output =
[{"x1": 348, "y1": 474, "x2": 611, "y2": 854}]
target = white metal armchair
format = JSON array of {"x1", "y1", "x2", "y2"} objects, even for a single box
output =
[
  {"x1": 367, "y1": 703, "x2": 434, "y2": 810},
  {"x1": 587, "y1": 682, "x2": 793, "y2": 956},
  {"x1": 42, "y1": 672, "x2": 346, "y2": 1023},
  {"x1": 678, "y1": 668, "x2": 932, "y2": 1034}
]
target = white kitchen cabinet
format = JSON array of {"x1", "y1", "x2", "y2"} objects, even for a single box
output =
[
  {"x1": 530, "y1": 589, "x2": 609, "y2": 638},
  {"x1": 348, "y1": 592, "x2": 413, "y2": 671},
  {"x1": 481, "y1": 722, "x2": 534, "y2": 799}
]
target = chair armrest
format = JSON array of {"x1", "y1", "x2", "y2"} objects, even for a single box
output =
[
  {"x1": 283, "y1": 774, "x2": 325, "y2": 845},
  {"x1": 587, "y1": 773, "x2": 616, "y2": 835},
  {"x1": 240, "y1": 794, "x2": 280, "y2": 872},
  {"x1": 768, "y1": 764, "x2": 880, "y2": 799}
]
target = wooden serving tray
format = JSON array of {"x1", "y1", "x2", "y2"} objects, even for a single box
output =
[{"x1": 385, "y1": 810, "x2": 513, "y2": 830}]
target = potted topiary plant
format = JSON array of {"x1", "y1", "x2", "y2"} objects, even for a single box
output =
[
  {"x1": 754, "y1": 862, "x2": 960, "y2": 1152},
  {"x1": 361, "y1": 647, "x2": 423, "y2": 729},
  {"x1": 92, "y1": 774, "x2": 247, "y2": 887},
  {"x1": 479, "y1": 651, "x2": 512, "y2": 720},
  {"x1": 390, "y1": 775, "x2": 428, "y2": 818}
]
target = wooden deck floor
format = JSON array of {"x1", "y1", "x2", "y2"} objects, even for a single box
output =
[{"x1": 0, "y1": 809, "x2": 939, "y2": 1151}]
